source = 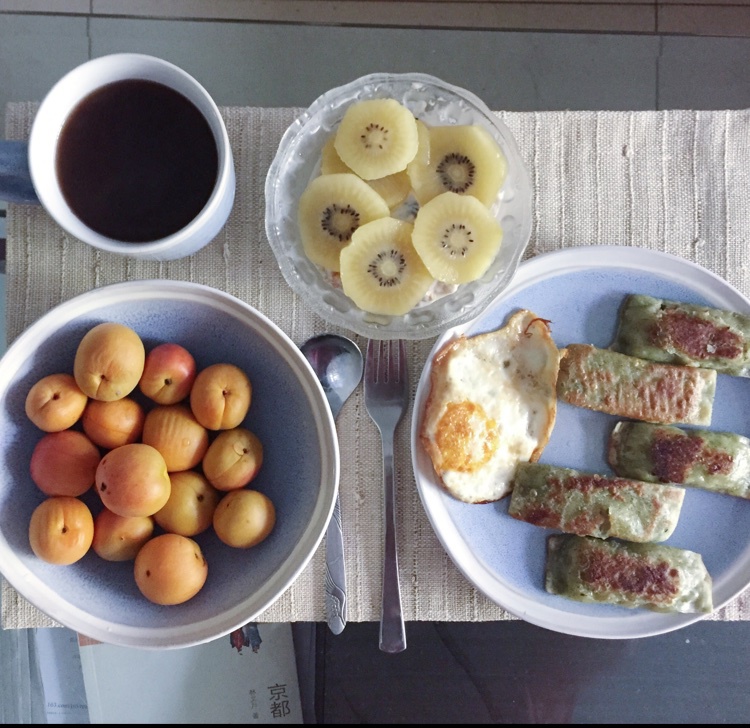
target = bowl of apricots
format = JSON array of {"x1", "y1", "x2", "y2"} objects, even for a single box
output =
[{"x1": 0, "y1": 280, "x2": 338, "y2": 648}]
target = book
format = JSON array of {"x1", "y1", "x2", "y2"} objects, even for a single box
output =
[
  {"x1": 34, "y1": 628, "x2": 90, "y2": 724},
  {"x1": 78, "y1": 623, "x2": 303, "y2": 724}
]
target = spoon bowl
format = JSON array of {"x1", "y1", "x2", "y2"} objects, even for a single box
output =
[
  {"x1": 301, "y1": 334, "x2": 364, "y2": 419},
  {"x1": 301, "y1": 333, "x2": 364, "y2": 634}
]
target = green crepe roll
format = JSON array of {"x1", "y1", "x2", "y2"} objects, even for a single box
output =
[
  {"x1": 611, "y1": 293, "x2": 750, "y2": 376},
  {"x1": 608, "y1": 421, "x2": 750, "y2": 499},
  {"x1": 556, "y1": 343, "x2": 716, "y2": 426},
  {"x1": 545, "y1": 534, "x2": 713, "y2": 614},
  {"x1": 509, "y1": 462, "x2": 685, "y2": 543}
]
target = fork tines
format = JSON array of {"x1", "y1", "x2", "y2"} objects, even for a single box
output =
[{"x1": 365, "y1": 339, "x2": 407, "y2": 386}]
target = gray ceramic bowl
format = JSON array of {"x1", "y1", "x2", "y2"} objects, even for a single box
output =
[
  {"x1": 0, "y1": 280, "x2": 338, "y2": 648},
  {"x1": 264, "y1": 72, "x2": 533, "y2": 340}
]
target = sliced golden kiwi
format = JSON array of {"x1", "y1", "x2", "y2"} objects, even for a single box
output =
[
  {"x1": 367, "y1": 170, "x2": 412, "y2": 211},
  {"x1": 411, "y1": 191, "x2": 503, "y2": 284},
  {"x1": 321, "y1": 135, "x2": 412, "y2": 210},
  {"x1": 406, "y1": 119, "x2": 431, "y2": 178},
  {"x1": 298, "y1": 173, "x2": 390, "y2": 271},
  {"x1": 340, "y1": 217, "x2": 434, "y2": 316},
  {"x1": 407, "y1": 124, "x2": 507, "y2": 207},
  {"x1": 334, "y1": 98, "x2": 419, "y2": 180},
  {"x1": 320, "y1": 136, "x2": 351, "y2": 175}
]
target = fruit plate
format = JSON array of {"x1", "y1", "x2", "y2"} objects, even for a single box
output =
[
  {"x1": 0, "y1": 280, "x2": 338, "y2": 649},
  {"x1": 264, "y1": 72, "x2": 532, "y2": 340},
  {"x1": 411, "y1": 246, "x2": 750, "y2": 639}
]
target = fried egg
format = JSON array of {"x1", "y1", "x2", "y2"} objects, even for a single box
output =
[{"x1": 420, "y1": 309, "x2": 561, "y2": 503}]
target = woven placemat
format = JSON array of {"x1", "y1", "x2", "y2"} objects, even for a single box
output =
[{"x1": 4, "y1": 103, "x2": 750, "y2": 628}]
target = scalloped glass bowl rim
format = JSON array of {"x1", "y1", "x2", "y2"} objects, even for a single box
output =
[{"x1": 264, "y1": 72, "x2": 533, "y2": 340}]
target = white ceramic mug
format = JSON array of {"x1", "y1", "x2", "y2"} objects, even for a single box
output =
[{"x1": 0, "y1": 53, "x2": 235, "y2": 261}]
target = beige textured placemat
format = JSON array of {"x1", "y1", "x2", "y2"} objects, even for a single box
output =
[{"x1": 4, "y1": 103, "x2": 750, "y2": 629}]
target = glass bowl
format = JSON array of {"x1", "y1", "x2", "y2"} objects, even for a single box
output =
[{"x1": 264, "y1": 72, "x2": 532, "y2": 340}]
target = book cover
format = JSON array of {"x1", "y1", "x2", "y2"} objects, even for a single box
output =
[
  {"x1": 78, "y1": 622, "x2": 302, "y2": 724},
  {"x1": 34, "y1": 628, "x2": 89, "y2": 723}
]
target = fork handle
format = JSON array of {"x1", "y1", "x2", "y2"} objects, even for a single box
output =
[{"x1": 379, "y1": 434, "x2": 406, "y2": 654}]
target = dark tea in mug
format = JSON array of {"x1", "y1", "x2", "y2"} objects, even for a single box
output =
[{"x1": 55, "y1": 79, "x2": 219, "y2": 243}]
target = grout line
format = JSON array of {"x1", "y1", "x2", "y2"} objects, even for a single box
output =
[
  {"x1": 0, "y1": 3, "x2": 712, "y2": 35},
  {"x1": 0, "y1": 207, "x2": 5, "y2": 273},
  {"x1": 1, "y1": 4, "x2": 749, "y2": 38}
]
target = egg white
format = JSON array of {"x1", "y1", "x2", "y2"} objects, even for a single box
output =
[{"x1": 420, "y1": 309, "x2": 561, "y2": 503}]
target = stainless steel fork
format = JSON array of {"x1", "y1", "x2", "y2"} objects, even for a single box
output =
[{"x1": 364, "y1": 338, "x2": 408, "y2": 654}]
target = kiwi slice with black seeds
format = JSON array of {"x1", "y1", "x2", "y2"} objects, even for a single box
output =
[
  {"x1": 407, "y1": 124, "x2": 507, "y2": 207},
  {"x1": 334, "y1": 98, "x2": 419, "y2": 180},
  {"x1": 411, "y1": 191, "x2": 503, "y2": 284},
  {"x1": 339, "y1": 217, "x2": 434, "y2": 315},
  {"x1": 297, "y1": 173, "x2": 390, "y2": 271}
]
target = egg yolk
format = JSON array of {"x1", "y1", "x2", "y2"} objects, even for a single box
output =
[{"x1": 435, "y1": 400, "x2": 499, "y2": 472}]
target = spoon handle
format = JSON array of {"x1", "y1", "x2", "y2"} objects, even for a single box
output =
[{"x1": 325, "y1": 494, "x2": 347, "y2": 634}]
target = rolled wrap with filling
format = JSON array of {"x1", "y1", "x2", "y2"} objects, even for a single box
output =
[
  {"x1": 545, "y1": 534, "x2": 713, "y2": 614},
  {"x1": 509, "y1": 462, "x2": 685, "y2": 542},
  {"x1": 608, "y1": 421, "x2": 750, "y2": 499},
  {"x1": 611, "y1": 293, "x2": 750, "y2": 376},
  {"x1": 556, "y1": 344, "x2": 716, "y2": 426}
]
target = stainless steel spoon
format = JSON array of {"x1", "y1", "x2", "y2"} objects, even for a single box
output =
[{"x1": 301, "y1": 334, "x2": 364, "y2": 635}]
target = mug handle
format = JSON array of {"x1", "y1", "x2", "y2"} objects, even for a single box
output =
[{"x1": 0, "y1": 141, "x2": 40, "y2": 204}]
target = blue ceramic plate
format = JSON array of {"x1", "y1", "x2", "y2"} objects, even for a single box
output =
[
  {"x1": 411, "y1": 246, "x2": 750, "y2": 639},
  {"x1": 0, "y1": 280, "x2": 338, "y2": 649}
]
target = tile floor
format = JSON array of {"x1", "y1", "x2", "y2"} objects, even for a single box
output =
[
  {"x1": 2, "y1": 1, "x2": 750, "y2": 37},
  {"x1": 4, "y1": 13, "x2": 750, "y2": 116}
]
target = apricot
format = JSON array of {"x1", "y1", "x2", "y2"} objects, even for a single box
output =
[
  {"x1": 73, "y1": 322, "x2": 146, "y2": 401},
  {"x1": 141, "y1": 404, "x2": 209, "y2": 472},
  {"x1": 189, "y1": 363, "x2": 252, "y2": 430},
  {"x1": 28, "y1": 496, "x2": 94, "y2": 565},
  {"x1": 95, "y1": 443, "x2": 171, "y2": 517},
  {"x1": 154, "y1": 470, "x2": 221, "y2": 537},
  {"x1": 134, "y1": 533, "x2": 208, "y2": 605},
  {"x1": 92, "y1": 508, "x2": 154, "y2": 561},
  {"x1": 201, "y1": 427, "x2": 263, "y2": 491},
  {"x1": 82, "y1": 396, "x2": 146, "y2": 449},
  {"x1": 213, "y1": 489, "x2": 275, "y2": 549},
  {"x1": 139, "y1": 342, "x2": 197, "y2": 405},
  {"x1": 30, "y1": 430, "x2": 101, "y2": 497},
  {"x1": 25, "y1": 372, "x2": 88, "y2": 432}
]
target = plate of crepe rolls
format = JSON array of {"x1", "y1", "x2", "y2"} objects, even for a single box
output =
[{"x1": 411, "y1": 245, "x2": 750, "y2": 638}]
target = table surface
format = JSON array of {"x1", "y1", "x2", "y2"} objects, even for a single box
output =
[{"x1": 3, "y1": 11, "x2": 750, "y2": 724}]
